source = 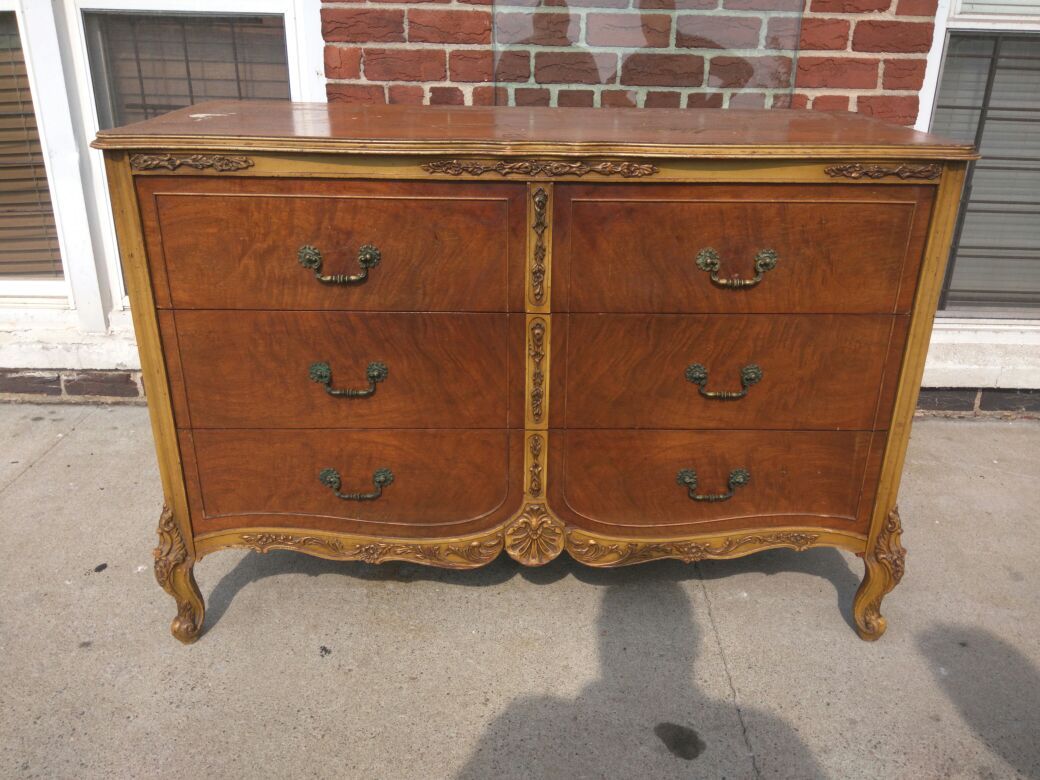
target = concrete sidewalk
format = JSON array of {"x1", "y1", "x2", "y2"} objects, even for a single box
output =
[{"x1": 0, "y1": 404, "x2": 1037, "y2": 779}]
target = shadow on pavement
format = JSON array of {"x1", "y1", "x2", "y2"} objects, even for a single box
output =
[{"x1": 918, "y1": 624, "x2": 1040, "y2": 778}]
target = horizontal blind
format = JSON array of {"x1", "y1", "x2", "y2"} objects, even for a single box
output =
[
  {"x1": 932, "y1": 33, "x2": 1040, "y2": 312},
  {"x1": 83, "y1": 12, "x2": 291, "y2": 131},
  {"x1": 0, "y1": 12, "x2": 64, "y2": 280}
]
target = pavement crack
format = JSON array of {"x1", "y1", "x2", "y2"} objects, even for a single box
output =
[{"x1": 695, "y1": 562, "x2": 762, "y2": 780}]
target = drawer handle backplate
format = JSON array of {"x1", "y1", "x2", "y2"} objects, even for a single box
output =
[
  {"x1": 319, "y1": 467, "x2": 394, "y2": 501},
  {"x1": 298, "y1": 244, "x2": 380, "y2": 285},
  {"x1": 676, "y1": 467, "x2": 750, "y2": 503},
  {"x1": 685, "y1": 363, "x2": 762, "y2": 400},
  {"x1": 696, "y1": 248, "x2": 777, "y2": 289},
  {"x1": 309, "y1": 361, "x2": 388, "y2": 398}
]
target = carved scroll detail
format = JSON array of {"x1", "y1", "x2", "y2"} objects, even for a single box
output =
[
  {"x1": 566, "y1": 529, "x2": 820, "y2": 566},
  {"x1": 130, "y1": 153, "x2": 254, "y2": 172},
  {"x1": 153, "y1": 504, "x2": 204, "y2": 643},
  {"x1": 854, "y1": 507, "x2": 907, "y2": 640},
  {"x1": 529, "y1": 318, "x2": 547, "y2": 424},
  {"x1": 824, "y1": 163, "x2": 941, "y2": 180},
  {"x1": 528, "y1": 434, "x2": 544, "y2": 497},
  {"x1": 153, "y1": 505, "x2": 187, "y2": 591},
  {"x1": 505, "y1": 505, "x2": 565, "y2": 566},
  {"x1": 422, "y1": 159, "x2": 658, "y2": 178},
  {"x1": 531, "y1": 188, "x2": 549, "y2": 306},
  {"x1": 239, "y1": 532, "x2": 504, "y2": 569}
]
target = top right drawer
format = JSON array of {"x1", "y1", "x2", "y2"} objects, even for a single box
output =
[{"x1": 554, "y1": 183, "x2": 935, "y2": 314}]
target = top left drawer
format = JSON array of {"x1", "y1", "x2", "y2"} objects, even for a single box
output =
[{"x1": 136, "y1": 177, "x2": 526, "y2": 311}]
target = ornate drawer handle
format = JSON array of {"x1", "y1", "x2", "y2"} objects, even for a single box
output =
[
  {"x1": 297, "y1": 244, "x2": 380, "y2": 285},
  {"x1": 696, "y1": 248, "x2": 778, "y2": 289},
  {"x1": 676, "y1": 467, "x2": 750, "y2": 503},
  {"x1": 308, "y1": 361, "x2": 388, "y2": 398},
  {"x1": 685, "y1": 363, "x2": 762, "y2": 400},
  {"x1": 318, "y1": 467, "x2": 394, "y2": 501}
]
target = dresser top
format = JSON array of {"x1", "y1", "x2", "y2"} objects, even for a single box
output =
[{"x1": 93, "y1": 100, "x2": 976, "y2": 160}]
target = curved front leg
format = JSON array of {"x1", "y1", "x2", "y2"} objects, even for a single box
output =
[
  {"x1": 153, "y1": 506, "x2": 205, "y2": 644},
  {"x1": 853, "y1": 507, "x2": 906, "y2": 641}
]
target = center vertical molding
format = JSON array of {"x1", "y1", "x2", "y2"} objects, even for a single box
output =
[{"x1": 504, "y1": 182, "x2": 565, "y2": 567}]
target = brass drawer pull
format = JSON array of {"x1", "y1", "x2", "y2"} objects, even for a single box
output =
[
  {"x1": 685, "y1": 363, "x2": 762, "y2": 400},
  {"x1": 676, "y1": 467, "x2": 750, "y2": 503},
  {"x1": 308, "y1": 361, "x2": 388, "y2": 398},
  {"x1": 297, "y1": 244, "x2": 380, "y2": 285},
  {"x1": 696, "y1": 248, "x2": 778, "y2": 289},
  {"x1": 318, "y1": 467, "x2": 394, "y2": 501}
]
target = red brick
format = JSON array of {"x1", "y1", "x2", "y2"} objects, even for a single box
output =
[
  {"x1": 639, "y1": 0, "x2": 716, "y2": 7},
  {"x1": 729, "y1": 92, "x2": 766, "y2": 108},
  {"x1": 601, "y1": 89, "x2": 639, "y2": 107},
  {"x1": 857, "y1": 94, "x2": 919, "y2": 124},
  {"x1": 723, "y1": 0, "x2": 801, "y2": 10},
  {"x1": 883, "y1": 58, "x2": 927, "y2": 89},
  {"x1": 645, "y1": 90, "x2": 682, "y2": 107},
  {"x1": 64, "y1": 370, "x2": 140, "y2": 398},
  {"x1": 687, "y1": 92, "x2": 724, "y2": 107},
  {"x1": 388, "y1": 85, "x2": 425, "y2": 104},
  {"x1": 621, "y1": 53, "x2": 704, "y2": 86},
  {"x1": 676, "y1": 16, "x2": 761, "y2": 49},
  {"x1": 770, "y1": 92, "x2": 793, "y2": 107},
  {"x1": 458, "y1": 0, "x2": 494, "y2": 4},
  {"x1": 0, "y1": 369, "x2": 61, "y2": 396},
  {"x1": 798, "y1": 18, "x2": 851, "y2": 50},
  {"x1": 811, "y1": 0, "x2": 890, "y2": 10},
  {"x1": 558, "y1": 89, "x2": 596, "y2": 106},
  {"x1": 324, "y1": 46, "x2": 361, "y2": 79},
  {"x1": 326, "y1": 83, "x2": 386, "y2": 103},
  {"x1": 535, "y1": 52, "x2": 618, "y2": 84},
  {"x1": 764, "y1": 17, "x2": 799, "y2": 49},
  {"x1": 321, "y1": 8, "x2": 403, "y2": 43},
  {"x1": 409, "y1": 9, "x2": 491, "y2": 44},
  {"x1": 429, "y1": 86, "x2": 465, "y2": 105},
  {"x1": 586, "y1": 14, "x2": 672, "y2": 47},
  {"x1": 364, "y1": 49, "x2": 446, "y2": 81},
  {"x1": 812, "y1": 94, "x2": 850, "y2": 110},
  {"x1": 495, "y1": 12, "x2": 578, "y2": 46},
  {"x1": 472, "y1": 85, "x2": 508, "y2": 105},
  {"x1": 449, "y1": 50, "x2": 493, "y2": 82},
  {"x1": 496, "y1": 50, "x2": 531, "y2": 82},
  {"x1": 545, "y1": 0, "x2": 629, "y2": 7},
  {"x1": 896, "y1": 0, "x2": 938, "y2": 14},
  {"x1": 791, "y1": 92, "x2": 810, "y2": 109},
  {"x1": 515, "y1": 87, "x2": 552, "y2": 106},
  {"x1": 796, "y1": 56, "x2": 879, "y2": 88},
  {"x1": 708, "y1": 56, "x2": 792, "y2": 88},
  {"x1": 853, "y1": 21, "x2": 933, "y2": 52}
]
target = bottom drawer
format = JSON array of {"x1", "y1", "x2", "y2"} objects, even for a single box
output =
[
  {"x1": 548, "y1": 429, "x2": 884, "y2": 538},
  {"x1": 182, "y1": 429, "x2": 524, "y2": 538}
]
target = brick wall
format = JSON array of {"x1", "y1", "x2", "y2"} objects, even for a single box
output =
[{"x1": 321, "y1": 0, "x2": 935, "y2": 124}]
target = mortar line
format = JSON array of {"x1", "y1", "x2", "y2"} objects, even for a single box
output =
[
  {"x1": 0, "y1": 406, "x2": 99, "y2": 499},
  {"x1": 694, "y1": 562, "x2": 762, "y2": 780}
]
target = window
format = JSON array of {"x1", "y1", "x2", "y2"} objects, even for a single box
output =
[
  {"x1": 932, "y1": 32, "x2": 1040, "y2": 313},
  {"x1": 0, "y1": 12, "x2": 63, "y2": 281}
]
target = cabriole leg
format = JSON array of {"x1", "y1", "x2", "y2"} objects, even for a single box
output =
[
  {"x1": 853, "y1": 507, "x2": 906, "y2": 641},
  {"x1": 153, "y1": 505, "x2": 205, "y2": 644}
]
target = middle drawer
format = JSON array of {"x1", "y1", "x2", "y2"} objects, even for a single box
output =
[{"x1": 163, "y1": 311, "x2": 524, "y2": 429}]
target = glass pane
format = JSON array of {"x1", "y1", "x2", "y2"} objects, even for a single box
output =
[
  {"x1": 0, "y1": 12, "x2": 64, "y2": 281},
  {"x1": 932, "y1": 32, "x2": 1040, "y2": 314},
  {"x1": 83, "y1": 11, "x2": 291, "y2": 130},
  {"x1": 490, "y1": 1, "x2": 802, "y2": 108}
]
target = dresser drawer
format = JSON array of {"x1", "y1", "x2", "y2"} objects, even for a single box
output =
[
  {"x1": 548, "y1": 429, "x2": 883, "y2": 536},
  {"x1": 164, "y1": 311, "x2": 523, "y2": 429},
  {"x1": 183, "y1": 429, "x2": 524, "y2": 537},
  {"x1": 553, "y1": 183, "x2": 933, "y2": 314},
  {"x1": 137, "y1": 178, "x2": 526, "y2": 311},
  {"x1": 554, "y1": 314, "x2": 908, "y2": 430}
]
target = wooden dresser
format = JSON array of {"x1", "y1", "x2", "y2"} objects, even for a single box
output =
[{"x1": 93, "y1": 101, "x2": 974, "y2": 644}]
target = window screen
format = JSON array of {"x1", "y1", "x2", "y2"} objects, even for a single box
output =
[
  {"x1": 932, "y1": 33, "x2": 1040, "y2": 313},
  {"x1": 0, "y1": 12, "x2": 63, "y2": 281},
  {"x1": 83, "y1": 12, "x2": 291, "y2": 131}
]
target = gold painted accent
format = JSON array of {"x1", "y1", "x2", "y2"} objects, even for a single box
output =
[
  {"x1": 853, "y1": 508, "x2": 906, "y2": 641},
  {"x1": 824, "y1": 162, "x2": 942, "y2": 180},
  {"x1": 528, "y1": 317, "x2": 547, "y2": 427},
  {"x1": 130, "y1": 152, "x2": 254, "y2": 171},
  {"x1": 567, "y1": 528, "x2": 825, "y2": 566},
  {"x1": 237, "y1": 530, "x2": 504, "y2": 568},
  {"x1": 153, "y1": 505, "x2": 204, "y2": 644},
  {"x1": 530, "y1": 187, "x2": 549, "y2": 307},
  {"x1": 422, "y1": 159, "x2": 659, "y2": 178},
  {"x1": 528, "y1": 434, "x2": 544, "y2": 497},
  {"x1": 505, "y1": 505, "x2": 566, "y2": 566}
]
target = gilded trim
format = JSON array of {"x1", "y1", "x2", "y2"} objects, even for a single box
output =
[
  {"x1": 505, "y1": 505, "x2": 566, "y2": 566},
  {"x1": 130, "y1": 152, "x2": 254, "y2": 172},
  {"x1": 824, "y1": 162, "x2": 942, "y2": 180},
  {"x1": 853, "y1": 507, "x2": 907, "y2": 640},
  {"x1": 528, "y1": 317, "x2": 547, "y2": 426},
  {"x1": 422, "y1": 159, "x2": 659, "y2": 178},
  {"x1": 153, "y1": 504, "x2": 204, "y2": 643},
  {"x1": 566, "y1": 528, "x2": 825, "y2": 566},
  {"x1": 530, "y1": 187, "x2": 549, "y2": 306},
  {"x1": 528, "y1": 434, "x2": 544, "y2": 497}
]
